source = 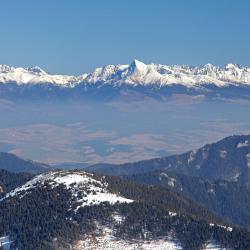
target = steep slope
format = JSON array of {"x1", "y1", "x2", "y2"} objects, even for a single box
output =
[
  {"x1": 0, "y1": 152, "x2": 51, "y2": 174},
  {"x1": 0, "y1": 64, "x2": 77, "y2": 86},
  {"x1": 0, "y1": 169, "x2": 33, "y2": 195},
  {"x1": 87, "y1": 135, "x2": 250, "y2": 228},
  {"x1": 87, "y1": 135, "x2": 250, "y2": 187},
  {"x1": 128, "y1": 171, "x2": 250, "y2": 228},
  {"x1": 0, "y1": 170, "x2": 246, "y2": 250},
  {"x1": 80, "y1": 60, "x2": 250, "y2": 87},
  {"x1": 2, "y1": 170, "x2": 133, "y2": 208}
]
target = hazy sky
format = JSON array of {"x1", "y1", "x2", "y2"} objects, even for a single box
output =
[{"x1": 0, "y1": 0, "x2": 249, "y2": 75}]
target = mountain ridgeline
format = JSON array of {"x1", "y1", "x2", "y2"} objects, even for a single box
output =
[
  {"x1": 128, "y1": 171, "x2": 250, "y2": 228},
  {"x1": 1, "y1": 135, "x2": 250, "y2": 249},
  {"x1": 1, "y1": 60, "x2": 250, "y2": 101},
  {"x1": 87, "y1": 135, "x2": 250, "y2": 228},
  {"x1": 0, "y1": 170, "x2": 248, "y2": 250},
  {"x1": 88, "y1": 135, "x2": 250, "y2": 187},
  {"x1": 0, "y1": 169, "x2": 33, "y2": 196},
  {"x1": 0, "y1": 152, "x2": 51, "y2": 174}
]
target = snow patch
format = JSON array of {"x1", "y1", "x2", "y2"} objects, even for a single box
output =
[
  {"x1": 159, "y1": 172, "x2": 176, "y2": 187},
  {"x1": 219, "y1": 150, "x2": 227, "y2": 159},
  {"x1": 218, "y1": 225, "x2": 233, "y2": 232},
  {"x1": 73, "y1": 225, "x2": 182, "y2": 250},
  {"x1": 188, "y1": 150, "x2": 196, "y2": 164},
  {"x1": 169, "y1": 211, "x2": 177, "y2": 217},
  {"x1": 231, "y1": 171, "x2": 240, "y2": 182},
  {"x1": 210, "y1": 224, "x2": 233, "y2": 232},
  {"x1": 207, "y1": 187, "x2": 215, "y2": 194},
  {"x1": 237, "y1": 140, "x2": 250, "y2": 148},
  {"x1": 195, "y1": 164, "x2": 201, "y2": 169},
  {"x1": 246, "y1": 153, "x2": 250, "y2": 168},
  {"x1": 112, "y1": 213, "x2": 125, "y2": 224},
  {"x1": 204, "y1": 241, "x2": 226, "y2": 250},
  {"x1": 1, "y1": 171, "x2": 133, "y2": 210}
]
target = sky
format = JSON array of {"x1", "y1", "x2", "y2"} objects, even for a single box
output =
[{"x1": 0, "y1": 0, "x2": 249, "y2": 75}]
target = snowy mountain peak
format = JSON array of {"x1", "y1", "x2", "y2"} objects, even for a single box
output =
[
  {"x1": 0, "y1": 64, "x2": 76, "y2": 86},
  {"x1": 0, "y1": 64, "x2": 15, "y2": 73},
  {"x1": 204, "y1": 63, "x2": 217, "y2": 71},
  {"x1": 26, "y1": 66, "x2": 47, "y2": 75},
  {"x1": 2, "y1": 170, "x2": 133, "y2": 210},
  {"x1": 225, "y1": 63, "x2": 240, "y2": 70},
  {"x1": 0, "y1": 65, "x2": 46, "y2": 75},
  {"x1": 129, "y1": 59, "x2": 147, "y2": 72},
  {"x1": 0, "y1": 61, "x2": 250, "y2": 88}
]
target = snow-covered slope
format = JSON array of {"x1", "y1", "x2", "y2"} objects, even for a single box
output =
[
  {"x1": 1, "y1": 60, "x2": 250, "y2": 88},
  {"x1": 74, "y1": 224, "x2": 183, "y2": 250},
  {"x1": 2, "y1": 170, "x2": 132, "y2": 209},
  {"x1": 81, "y1": 60, "x2": 250, "y2": 87},
  {"x1": 0, "y1": 169, "x2": 242, "y2": 250},
  {"x1": 0, "y1": 65, "x2": 78, "y2": 86},
  {"x1": 74, "y1": 226, "x2": 224, "y2": 250}
]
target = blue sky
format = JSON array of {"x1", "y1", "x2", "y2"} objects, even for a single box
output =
[{"x1": 0, "y1": 0, "x2": 249, "y2": 75}]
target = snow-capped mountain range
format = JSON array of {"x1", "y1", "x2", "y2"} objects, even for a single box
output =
[{"x1": 1, "y1": 60, "x2": 250, "y2": 88}]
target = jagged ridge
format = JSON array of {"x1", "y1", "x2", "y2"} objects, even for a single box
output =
[{"x1": 0, "y1": 60, "x2": 250, "y2": 88}]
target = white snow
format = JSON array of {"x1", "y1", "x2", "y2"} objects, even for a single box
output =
[
  {"x1": 0, "y1": 64, "x2": 77, "y2": 86},
  {"x1": 1, "y1": 172, "x2": 51, "y2": 199},
  {"x1": 246, "y1": 153, "x2": 250, "y2": 168},
  {"x1": 220, "y1": 225, "x2": 233, "y2": 232},
  {"x1": 1, "y1": 170, "x2": 133, "y2": 209},
  {"x1": 219, "y1": 150, "x2": 227, "y2": 159},
  {"x1": 188, "y1": 150, "x2": 196, "y2": 164},
  {"x1": 112, "y1": 213, "x2": 125, "y2": 224},
  {"x1": 204, "y1": 241, "x2": 226, "y2": 250},
  {"x1": 195, "y1": 164, "x2": 201, "y2": 169},
  {"x1": 210, "y1": 224, "x2": 233, "y2": 232},
  {"x1": 169, "y1": 211, "x2": 177, "y2": 217},
  {"x1": 159, "y1": 172, "x2": 176, "y2": 187},
  {"x1": 207, "y1": 186, "x2": 215, "y2": 194},
  {"x1": 74, "y1": 230, "x2": 225, "y2": 250},
  {"x1": 237, "y1": 140, "x2": 250, "y2": 148},
  {"x1": 231, "y1": 172, "x2": 240, "y2": 182},
  {"x1": 1, "y1": 60, "x2": 250, "y2": 88},
  {"x1": 73, "y1": 225, "x2": 182, "y2": 250}
]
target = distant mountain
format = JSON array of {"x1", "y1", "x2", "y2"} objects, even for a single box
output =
[
  {"x1": 0, "y1": 64, "x2": 77, "y2": 86},
  {"x1": 1, "y1": 60, "x2": 250, "y2": 100},
  {"x1": 0, "y1": 169, "x2": 33, "y2": 195},
  {"x1": 128, "y1": 171, "x2": 250, "y2": 228},
  {"x1": 1, "y1": 169, "x2": 248, "y2": 250},
  {"x1": 1, "y1": 60, "x2": 250, "y2": 87},
  {"x1": 87, "y1": 135, "x2": 250, "y2": 187},
  {"x1": 87, "y1": 135, "x2": 250, "y2": 228},
  {"x1": 0, "y1": 152, "x2": 51, "y2": 174}
]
